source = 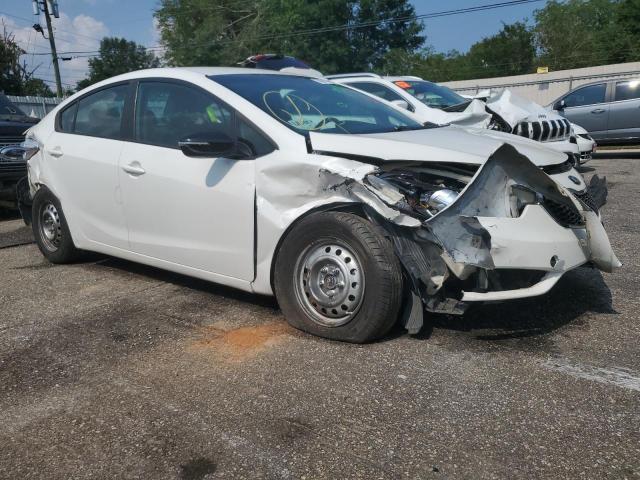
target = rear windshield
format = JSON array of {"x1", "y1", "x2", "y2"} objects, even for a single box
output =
[
  {"x1": 394, "y1": 80, "x2": 466, "y2": 110},
  {"x1": 211, "y1": 74, "x2": 425, "y2": 136},
  {"x1": 253, "y1": 57, "x2": 310, "y2": 70}
]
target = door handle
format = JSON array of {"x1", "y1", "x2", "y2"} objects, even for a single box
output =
[
  {"x1": 591, "y1": 108, "x2": 606, "y2": 114},
  {"x1": 122, "y1": 163, "x2": 146, "y2": 176},
  {"x1": 46, "y1": 147, "x2": 63, "y2": 157}
]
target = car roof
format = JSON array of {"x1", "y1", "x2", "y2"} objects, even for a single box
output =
[
  {"x1": 99, "y1": 66, "x2": 316, "y2": 83},
  {"x1": 384, "y1": 76, "x2": 424, "y2": 82}
]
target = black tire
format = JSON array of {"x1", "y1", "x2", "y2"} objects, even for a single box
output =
[
  {"x1": 274, "y1": 211, "x2": 403, "y2": 343},
  {"x1": 31, "y1": 186, "x2": 81, "y2": 264}
]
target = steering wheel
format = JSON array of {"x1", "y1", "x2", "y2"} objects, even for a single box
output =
[{"x1": 314, "y1": 116, "x2": 344, "y2": 129}]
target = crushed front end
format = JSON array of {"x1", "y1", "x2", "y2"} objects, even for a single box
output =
[{"x1": 359, "y1": 144, "x2": 620, "y2": 333}]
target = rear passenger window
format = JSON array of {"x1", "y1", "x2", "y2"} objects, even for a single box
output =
[
  {"x1": 135, "y1": 82, "x2": 234, "y2": 149},
  {"x1": 74, "y1": 85, "x2": 128, "y2": 139},
  {"x1": 615, "y1": 80, "x2": 640, "y2": 101}
]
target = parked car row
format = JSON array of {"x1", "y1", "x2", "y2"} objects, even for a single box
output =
[
  {"x1": 16, "y1": 66, "x2": 620, "y2": 343},
  {"x1": 327, "y1": 73, "x2": 593, "y2": 165}
]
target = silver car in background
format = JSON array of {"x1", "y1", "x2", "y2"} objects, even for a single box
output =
[{"x1": 551, "y1": 78, "x2": 640, "y2": 145}]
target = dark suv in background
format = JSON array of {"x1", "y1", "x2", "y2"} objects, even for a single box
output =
[
  {"x1": 0, "y1": 94, "x2": 39, "y2": 208},
  {"x1": 552, "y1": 78, "x2": 640, "y2": 145}
]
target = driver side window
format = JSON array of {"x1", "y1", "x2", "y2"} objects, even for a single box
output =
[
  {"x1": 563, "y1": 84, "x2": 606, "y2": 108},
  {"x1": 134, "y1": 81, "x2": 234, "y2": 149}
]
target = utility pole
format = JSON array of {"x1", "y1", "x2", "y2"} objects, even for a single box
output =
[{"x1": 40, "y1": 0, "x2": 63, "y2": 97}]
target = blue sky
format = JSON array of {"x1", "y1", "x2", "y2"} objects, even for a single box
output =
[{"x1": 0, "y1": 0, "x2": 544, "y2": 88}]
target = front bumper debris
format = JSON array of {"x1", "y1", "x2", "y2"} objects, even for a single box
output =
[{"x1": 359, "y1": 144, "x2": 620, "y2": 333}]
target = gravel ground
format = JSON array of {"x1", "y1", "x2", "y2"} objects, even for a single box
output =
[{"x1": 1, "y1": 155, "x2": 639, "y2": 480}]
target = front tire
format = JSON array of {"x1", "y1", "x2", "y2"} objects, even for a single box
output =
[
  {"x1": 274, "y1": 212, "x2": 403, "y2": 343},
  {"x1": 32, "y1": 186, "x2": 81, "y2": 264}
]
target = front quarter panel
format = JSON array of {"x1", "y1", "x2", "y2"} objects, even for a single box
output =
[{"x1": 251, "y1": 149, "x2": 380, "y2": 295}]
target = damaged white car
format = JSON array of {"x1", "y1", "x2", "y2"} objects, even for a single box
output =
[{"x1": 20, "y1": 68, "x2": 620, "y2": 343}]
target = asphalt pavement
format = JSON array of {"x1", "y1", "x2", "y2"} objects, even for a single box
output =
[{"x1": 1, "y1": 155, "x2": 639, "y2": 479}]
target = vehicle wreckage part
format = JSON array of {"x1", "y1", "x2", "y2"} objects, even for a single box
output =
[
  {"x1": 31, "y1": 186, "x2": 81, "y2": 264},
  {"x1": 274, "y1": 211, "x2": 403, "y2": 343},
  {"x1": 461, "y1": 271, "x2": 563, "y2": 301}
]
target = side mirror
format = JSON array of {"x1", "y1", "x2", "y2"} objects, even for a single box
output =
[
  {"x1": 179, "y1": 131, "x2": 235, "y2": 158},
  {"x1": 553, "y1": 99, "x2": 566, "y2": 111},
  {"x1": 390, "y1": 99, "x2": 410, "y2": 110}
]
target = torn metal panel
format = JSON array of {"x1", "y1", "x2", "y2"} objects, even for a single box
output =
[
  {"x1": 425, "y1": 143, "x2": 578, "y2": 268},
  {"x1": 484, "y1": 89, "x2": 560, "y2": 129}
]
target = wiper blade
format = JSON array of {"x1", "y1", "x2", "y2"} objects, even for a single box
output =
[{"x1": 393, "y1": 125, "x2": 429, "y2": 132}]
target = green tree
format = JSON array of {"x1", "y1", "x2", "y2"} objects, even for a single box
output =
[
  {"x1": 76, "y1": 37, "x2": 160, "y2": 90},
  {"x1": 0, "y1": 25, "x2": 24, "y2": 95},
  {"x1": 534, "y1": 0, "x2": 639, "y2": 70},
  {"x1": 154, "y1": 0, "x2": 424, "y2": 74},
  {"x1": 462, "y1": 21, "x2": 535, "y2": 79},
  {"x1": 155, "y1": 0, "x2": 261, "y2": 67},
  {"x1": 1, "y1": 24, "x2": 54, "y2": 96}
]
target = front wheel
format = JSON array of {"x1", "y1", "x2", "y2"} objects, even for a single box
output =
[{"x1": 274, "y1": 212, "x2": 403, "y2": 343}]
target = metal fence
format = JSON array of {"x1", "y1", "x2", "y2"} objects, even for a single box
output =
[
  {"x1": 441, "y1": 61, "x2": 640, "y2": 105},
  {"x1": 7, "y1": 95, "x2": 62, "y2": 119}
]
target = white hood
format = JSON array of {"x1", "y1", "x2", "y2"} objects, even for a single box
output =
[
  {"x1": 309, "y1": 125, "x2": 567, "y2": 167},
  {"x1": 485, "y1": 89, "x2": 565, "y2": 128}
]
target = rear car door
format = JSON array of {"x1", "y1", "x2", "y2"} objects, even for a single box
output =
[
  {"x1": 559, "y1": 83, "x2": 609, "y2": 139},
  {"x1": 606, "y1": 80, "x2": 640, "y2": 142},
  {"x1": 45, "y1": 83, "x2": 130, "y2": 248},
  {"x1": 118, "y1": 80, "x2": 265, "y2": 281}
]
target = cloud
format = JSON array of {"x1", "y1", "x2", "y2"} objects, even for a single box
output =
[{"x1": 1, "y1": 12, "x2": 108, "y2": 91}]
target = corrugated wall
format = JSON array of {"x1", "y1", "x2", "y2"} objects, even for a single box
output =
[
  {"x1": 441, "y1": 62, "x2": 640, "y2": 105},
  {"x1": 7, "y1": 95, "x2": 62, "y2": 119}
]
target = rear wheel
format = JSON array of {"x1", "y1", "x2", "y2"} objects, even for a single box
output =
[
  {"x1": 32, "y1": 186, "x2": 81, "y2": 263},
  {"x1": 274, "y1": 212, "x2": 403, "y2": 343}
]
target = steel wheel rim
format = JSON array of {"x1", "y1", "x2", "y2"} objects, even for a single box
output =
[
  {"x1": 294, "y1": 242, "x2": 365, "y2": 327},
  {"x1": 39, "y1": 202, "x2": 62, "y2": 251}
]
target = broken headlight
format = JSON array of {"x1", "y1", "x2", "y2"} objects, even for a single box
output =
[
  {"x1": 420, "y1": 189, "x2": 458, "y2": 212},
  {"x1": 511, "y1": 184, "x2": 543, "y2": 216}
]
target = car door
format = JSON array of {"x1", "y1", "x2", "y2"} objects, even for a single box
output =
[
  {"x1": 558, "y1": 83, "x2": 609, "y2": 139},
  {"x1": 606, "y1": 80, "x2": 640, "y2": 142},
  {"x1": 45, "y1": 82, "x2": 130, "y2": 248},
  {"x1": 118, "y1": 79, "x2": 260, "y2": 281}
]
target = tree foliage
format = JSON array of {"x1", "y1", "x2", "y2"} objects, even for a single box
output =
[
  {"x1": 0, "y1": 23, "x2": 54, "y2": 96},
  {"x1": 155, "y1": 0, "x2": 424, "y2": 74},
  {"x1": 76, "y1": 37, "x2": 160, "y2": 90}
]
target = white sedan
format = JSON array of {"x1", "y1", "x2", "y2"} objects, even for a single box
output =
[{"x1": 20, "y1": 68, "x2": 620, "y2": 343}]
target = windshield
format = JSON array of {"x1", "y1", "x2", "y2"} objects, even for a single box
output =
[
  {"x1": 212, "y1": 74, "x2": 425, "y2": 135},
  {"x1": 0, "y1": 94, "x2": 27, "y2": 116},
  {"x1": 393, "y1": 80, "x2": 466, "y2": 109}
]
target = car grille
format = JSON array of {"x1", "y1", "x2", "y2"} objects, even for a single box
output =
[
  {"x1": 572, "y1": 189, "x2": 598, "y2": 212},
  {"x1": 513, "y1": 119, "x2": 572, "y2": 142},
  {"x1": 0, "y1": 136, "x2": 24, "y2": 148},
  {"x1": 542, "y1": 197, "x2": 584, "y2": 227}
]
